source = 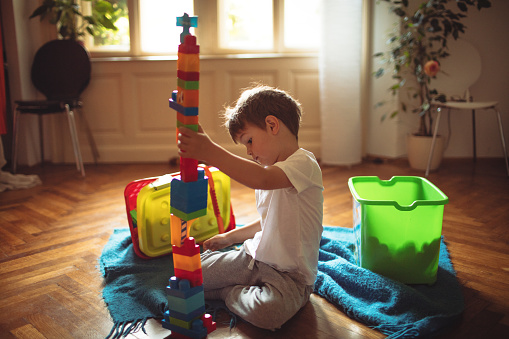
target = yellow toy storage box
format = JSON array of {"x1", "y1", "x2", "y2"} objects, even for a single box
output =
[{"x1": 124, "y1": 166, "x2": 235, "y2": 258}]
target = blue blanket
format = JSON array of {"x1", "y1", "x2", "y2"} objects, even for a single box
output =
[
  {"x1": 100, "y1": 227, "x2": 463, "y2": 338},
  {"x1": 316, "y1": 227, "x2": 463, "y2": 338}
]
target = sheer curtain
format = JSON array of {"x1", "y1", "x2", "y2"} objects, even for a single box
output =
[{"x1": 319, "y1": 0, "x2": 364, "y2": 165}]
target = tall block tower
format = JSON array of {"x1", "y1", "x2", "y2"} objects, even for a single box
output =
[{"x1": 162, "y1": 13, "x2": 216, "y2": 338}]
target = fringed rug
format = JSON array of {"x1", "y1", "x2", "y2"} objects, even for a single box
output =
[{"x1": 99, "y1": 226, "x2": 463, "y2": 339}]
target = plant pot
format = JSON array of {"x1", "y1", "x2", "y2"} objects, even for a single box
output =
[{"x1": 407, "y1": 134, "x2": 444, "y2": 171}]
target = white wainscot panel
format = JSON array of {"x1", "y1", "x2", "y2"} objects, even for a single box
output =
[
  {"x1": 227, "y1": 71, "x2": 277, "y2": 103},
  {"x1": 82, "y1": 73, "x2": 124, "y2": 135},
  {"x1": 134, "y1": 73, "x2": 175, "y2": 136},
  {"x1": 290, "y1": 70, "x2": 320, "y2": 128}
]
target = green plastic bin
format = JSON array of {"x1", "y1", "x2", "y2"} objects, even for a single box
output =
[{"x1": 348, "y1": 176, "x2": 448, "y2": 284}]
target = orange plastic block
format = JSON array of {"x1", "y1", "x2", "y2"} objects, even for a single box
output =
[
  {"x1": 174, "y1": 253, "x2": 202, "y2": 271},
  {"x1": 177, "y1": 112, "x2": 199, "y2": 125},
  {"x1": 176, "y1": 87, "x2": 199, "y2": 107},
  {"x1": 177, "y1": 53, "x2": 199, "y2": 72}
]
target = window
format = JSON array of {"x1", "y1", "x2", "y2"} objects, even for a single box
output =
[
  {"x1": 138, "y1": 0, "x2": 194, "y2": 54},
  {"x1": 85, "y1": 0, "x2": 319, "y2": 56},
  {"x1": 218, "y1": 0, "x2": 273, "y2": 50}
]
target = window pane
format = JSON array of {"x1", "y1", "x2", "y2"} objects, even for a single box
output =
[
  {"x1": 85, "y1": 0, "x2": 130, "y2": 52},
  {"x1": 140, "y1": 0, "x2": 194, "y2": 54},
  {"x1": 284, "y1": 0, "x2": 320, "y2": 49},
  {"x1": 218, "y1": 0, "x2": 273, "y2": 50}
]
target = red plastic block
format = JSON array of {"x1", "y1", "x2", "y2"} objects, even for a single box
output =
[
  {"x1": 178, "y1": 34, "x2": 200, "y2": 54},
  {"x1": 173, "y1": 237, "x2": 200, "y2": 256},
  {"x1": 180, "y1": 157, "x2": 198, "y2": 182},
  {"x1": 178, "y1": 70, "x2": 200, "y2": 81},
  {"x1": 174, "y1": 267, "x2": 203, "y2": 287},
  {"x1": 201, "y1": 314, "x2": 217, "y2": 334}
]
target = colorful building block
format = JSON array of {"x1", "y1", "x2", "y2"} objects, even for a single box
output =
[
  {"x1": 177, "y1": 87, "x2": 199, "y2": 107},
  {"x1": 179, "y1": 158, "x2": 199, "y2": 183},
  {"x1": 166, "y1": 289, "x2": 205, "y2": 315},
  {"x1": 164, "y1": 306, "x2": 206, "y2": 324},
  {"x1": 201, "y1": 314, "x2": 217, "y2": 334},
  {"x1": 178, "y1": 70, "x2": 199, "y2": 81},
  {"x1": 166, "y1": 277, "x2": 203, "y2": 299},
  {"x1": 162, "y1": 317, "x2": 208, "y2": 339},
  {"x1": 172, "y1": 237, "x2": 200, "y2": 256},
  {"x1": 170, "y1": 170, "x2": 208, "y2": 218},
  {"x1": 174, "y1": 267, "x2": 203, "y2": 287},
  {"x1": 177, "y1": 112, "x2": 199, "y2": 125},
  {"x1": 166, "y1": 13, "x2": 215, "y2": 338},
  {"x1": 170, "y1": 97, "x2": 199, "y2": 116},
  {"x1": 177, "y1": 53, "x2": 199, "y2": 73},
  {"x1": 177, "y1": 78, "x2": 200, "y2": 90},
  {"x1": 177, "y1": 120, "x2": 199, "y2": 132},
  {"x1": 176, "y1": 14, "x2": 198, "y2": 44},
  {"x1": 178, "y1": 35, "x2": 200, "y2": 54},
  {"x1": 170, "y1": 215, "x2": 191, "y2": 247},
  {"x1": 174, "y1": 253, "x2": 202, "y2": 272}
]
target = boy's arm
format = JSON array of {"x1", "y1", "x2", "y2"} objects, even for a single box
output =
[
  {"x1": 178, "y1": 127, "x2": 292, "y2": 190},
  {"x1": 203, "y1": 218, "x2": 261, "y2": 251}
]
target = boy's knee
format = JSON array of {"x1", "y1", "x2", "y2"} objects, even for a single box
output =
[{"x1": 227, "y1": 291, "x2": 298, "y2": 330}]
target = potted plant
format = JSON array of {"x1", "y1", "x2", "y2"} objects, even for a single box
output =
[
  {"x1": 374, "y1": 0, "x2": 491, "y2": 170},
  {"x1": 29, "y1": 0, "x2": 119, "y2": 41}
]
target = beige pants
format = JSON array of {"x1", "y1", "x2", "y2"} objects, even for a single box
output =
[{"x1": 200, "y1": 244, "x2": 313, "y2": 330}]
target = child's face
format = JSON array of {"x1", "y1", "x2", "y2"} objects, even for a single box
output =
[{"x1": 236, "y1": 123, "x2": 278, "y2": 166}]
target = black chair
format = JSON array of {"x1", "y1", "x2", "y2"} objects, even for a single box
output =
[{"x1": 12, "y1": 39, "x2": 99, "y2": 176}]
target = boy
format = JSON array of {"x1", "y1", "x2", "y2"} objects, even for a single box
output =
[{"x1": 177, "y1": 86, "x2": 323, "y2": 330}]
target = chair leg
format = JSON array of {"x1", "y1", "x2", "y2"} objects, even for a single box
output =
[
  {"x1": 494, "y1": 109, "x2": 509, "y2": 176},
  {"x1": 472, "y1": 110, "x2": 477, "y2": 163},
  {"x1": 39, "y1": 115, "x2": 44, "y2": 164},
  {"x1": 78, "y1": 107, "x2": 100, "y2": 164},
  {"x1": 65, "y1": 104, "x2": 85, "y2": 177},
  {"x1": 425, "y1": 108, "x2": 443, "y2": 177},
  {"x1": 11, "y1": 109, "x2": 20, "y2": 174}
]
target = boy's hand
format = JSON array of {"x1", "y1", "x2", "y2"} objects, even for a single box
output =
[
  {"x1": 203, "y1": 233, "x2": 233, "y2": 251},
  {"x1": 177, "y1": 125, "x2": 216, "y2": 162}
]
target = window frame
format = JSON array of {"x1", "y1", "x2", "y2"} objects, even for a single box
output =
[{"x1": 85, "y1": 0, "x2": 319, "y2": 58}]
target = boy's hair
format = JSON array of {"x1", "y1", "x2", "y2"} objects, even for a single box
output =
[{"x1": 223, "y1": 86, "x2": 302, "y2": 142}]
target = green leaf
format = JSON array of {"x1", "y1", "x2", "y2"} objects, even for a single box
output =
[
  {"x1": 29, "y1": 5, "x2": 50, "y2": 19},
  {"x1": 457, "y1": 2, "x2": 468, "y2": 12},
  {"x1": 374, "y1": 68, "x2": 385, "y2": 78}
]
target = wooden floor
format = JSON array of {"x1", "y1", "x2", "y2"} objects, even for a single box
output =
[{"x1": 0, "y1": 158, "x2": 508, "y2": 338}]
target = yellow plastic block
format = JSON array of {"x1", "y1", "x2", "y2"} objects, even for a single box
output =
[
  {"x1": 136, "y1": 168, "x2": 231, "y2": 257},
  {"x1": 173, "y1": 253, "x2": 202, "y2": 271},
  {"x1": 177, "y1": 52, "x2": 199, "y2": 72}
]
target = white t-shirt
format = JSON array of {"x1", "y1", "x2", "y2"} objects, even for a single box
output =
[{"x1": 244, "y1": 148, "x2": 324, "y2": 285}]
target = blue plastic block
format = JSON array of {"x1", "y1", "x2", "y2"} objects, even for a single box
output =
[
  {"x1": 176, "y1": 13, "x2": 198, "y2": 28},
  {"x1": 166, "y1": 289, "x2": 205, "y2": 315},
  {"x1": 169, "y1": 98, "x2": 199, "y2": 116},
  {"x1": 162, "y1": 318, "x2": 207, "y2": 339},
  {"x1": 170, "y1": 174, "x2": 208, "y2": 213},
  {"x1": 164, "y1": 306, "x2": 205, "y2": 323},
  {"x1": 166, "y1": 277, "x2": 204, "y2": 299}
]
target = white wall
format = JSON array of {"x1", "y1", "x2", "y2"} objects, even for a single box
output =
[
  {"x1": 2, "y1": 0, "x2": 508, "y2": 166},
  {"x1": 367, "y1": 0, "x2": 509, "y2": 160}
]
